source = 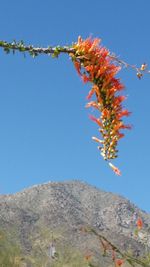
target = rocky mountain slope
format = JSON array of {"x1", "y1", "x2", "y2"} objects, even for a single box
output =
[{"x1": 0, "y1": 180, "x2": 150, "y2": 267}]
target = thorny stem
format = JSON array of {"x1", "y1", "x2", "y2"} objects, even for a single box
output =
[
  {"x1": 0, "y1": 40, "x2": 149, "y2": 77},
  {"x1": 109, "y1": 54, "x2": 150, "y2": 75},
  {"x1": 0, "y1": 40, "x2": 75, "y2": 56},
  {"x1": 87, "y1": 227, "x2": 150, "y2": 267}
]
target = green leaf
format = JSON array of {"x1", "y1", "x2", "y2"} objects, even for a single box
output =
[{"x1": 4, "y1": 47, "x2": 10, "y2": 54}]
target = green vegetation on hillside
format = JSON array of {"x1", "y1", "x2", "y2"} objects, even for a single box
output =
[{"x1": 0, "y1": 230, "x2": 24, "y2": 267}]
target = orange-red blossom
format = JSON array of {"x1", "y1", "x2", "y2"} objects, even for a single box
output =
[
  {"x1": 136, "y1": 217, "x2": 143, "y2": 230},
  {"x1": 115, "y1": 259, "x2": 124, "y2": 267},
  {"x1": 71, "y1": 36, "x2": 131, "y2": 175}
]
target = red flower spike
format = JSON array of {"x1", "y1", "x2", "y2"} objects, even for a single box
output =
[
  {"x1": 86, "y1": 88, "x2": 95, "y2": 100},
  {"x1": 136, "y1": 218, "x2": 143, "y2": 230},
  {"x1": 109, "y1": 163, "x2": 121, "y2": 176},
  {"x1": 82, "y1": 74, "x2": 89, "y2": 83},
  {"x1": 89, "y1": 115, "x2": 103, "y2": 127},
  {"x1": 92, "y1": 136, "x2": 104, "y2": 144},
  {"x1": 72, "y1": 36, "x2": 131, "y2": 173},
  {"x1": 117, "y1": 110, "x2": 132, "y2": 119},
  {"x1": 115, "y1": 259, "x2": 124, "y2": 267},
  {"x1": 117, "y1": 133, "x2": 125, "y2": 139},
  {"x1": 74, "y1": 61, "x2": 81, "y2": 75},
  {"x1": 120, "y1": 124, "x2": 132, "y2": 130},
  {"x1": 86, "y1": 101, "x2": 99, "y2": 110}
]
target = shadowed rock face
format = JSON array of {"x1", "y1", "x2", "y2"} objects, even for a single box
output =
[{"x1": 0, "y1": 180, "x2": 150, "y2": 266}]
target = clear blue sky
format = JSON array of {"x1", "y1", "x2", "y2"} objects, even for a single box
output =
[{"x1": 0, "y1": 0, "x2": 150, "y2": 212}]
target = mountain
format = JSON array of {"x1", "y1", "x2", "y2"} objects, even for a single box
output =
[{"x1": 0, "y1": 180, "x2": 150, "y2": 267}]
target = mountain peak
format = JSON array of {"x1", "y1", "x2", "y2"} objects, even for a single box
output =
[{"x1": 0, "y1": 180, "x2": 150, "y2": 267}]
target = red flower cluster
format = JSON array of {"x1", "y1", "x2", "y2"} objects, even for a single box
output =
[
  {"x1": 136, "y1": 217, "x2": 143, "y2": 230},
  {"x1": 115, "y1": 259, "x2": 124, "y2": 267},
  {"x1": 71, "y1": 36, "x2": 131, "y2": 175}
]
